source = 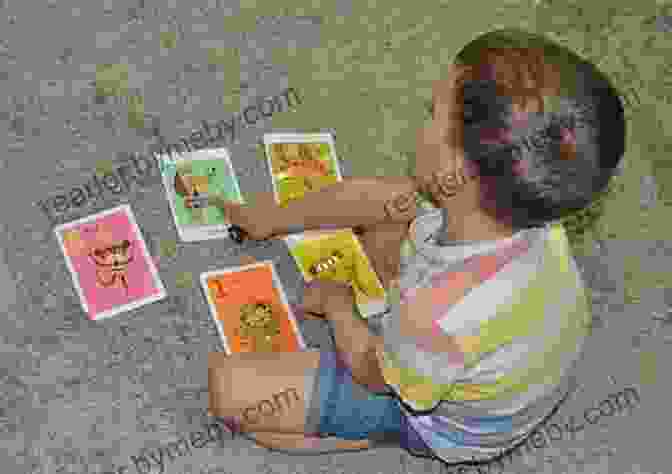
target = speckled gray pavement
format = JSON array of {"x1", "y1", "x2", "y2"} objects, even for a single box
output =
[{"x1": 1, "y1": 1, "x2": 671, "y2": 473}]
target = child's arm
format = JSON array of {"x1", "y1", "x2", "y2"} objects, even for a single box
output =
[
  {"x1": 214, "y1": 176, "x2": 419, "y2": 240},
  {"x1": 302, "y1": 280, "x2": 388, "y2": 393},
  {"x1": 271, "y1": 176, "x2": 418, "y2": 235}
]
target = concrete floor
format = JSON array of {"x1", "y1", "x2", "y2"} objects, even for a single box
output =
[{"x1": 1, "y1": 1, "x2": 670, "y2": 473}]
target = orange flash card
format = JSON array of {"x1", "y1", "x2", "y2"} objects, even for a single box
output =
[{"x1": 200, "y1": 262, "x2": 306, "y2": 354}]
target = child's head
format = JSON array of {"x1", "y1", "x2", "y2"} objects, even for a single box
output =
[{"x1": 415, "y1": 29, "x2": 626, "y2": 230}]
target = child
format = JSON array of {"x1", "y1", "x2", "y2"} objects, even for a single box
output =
[{"x1": 208, "y1": 28, "x2": 625, "y2": 464}]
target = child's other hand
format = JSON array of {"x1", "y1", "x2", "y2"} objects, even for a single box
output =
[
  {"x1": 300, "y1": 279, "x2": 354, "y2": 317},
  {"x1": 184, "y1": 195, "x2": 208, "y2": 209},
  {"x1": 212, "y1": 193, "x2": 277, "y2": 240},
  {"x1": 415, "y1": 64, "x2": 475, "y2": 205}
]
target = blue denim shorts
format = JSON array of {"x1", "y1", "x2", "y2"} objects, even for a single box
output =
[{"x1": 304, "y1": 350, "x2": 434, "y2": 457}]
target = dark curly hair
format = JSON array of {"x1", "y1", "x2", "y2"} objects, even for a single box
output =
[{"x1": 454, "y1": 29, "x2": 626, "y2": 230}]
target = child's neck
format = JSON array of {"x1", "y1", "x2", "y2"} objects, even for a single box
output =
[{"x1": 435, "y1": 207, "x2": 515, "y2": 245}]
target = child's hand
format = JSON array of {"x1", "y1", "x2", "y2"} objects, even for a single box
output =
[
  {"x1": 300, "y1": 279, "x2": 354, "y2": 317},
  {"x1": 211, "y1": 193, "x2": 277, "y2": 240},
  {"x1": 184, "y1": 195, "x2": 209, "y2": 209},
  {"x1": 415, "y1": 64, "x2": 475, "y2": 205}
]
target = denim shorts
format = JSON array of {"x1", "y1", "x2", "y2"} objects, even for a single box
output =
[{"x1": 304, "y1": 350, "x2": 435, "y2": 457}]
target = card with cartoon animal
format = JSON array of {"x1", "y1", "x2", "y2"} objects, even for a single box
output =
[
  {"x1": 284, "y1": 229, "x2": 388, "y2": 318},
  {"x1": 54, "y1": 204, "x2": 167, "y2": 321},
  {"x1": 201, "y1": 262, "x2": 306, "y2": 355},
  {"x1": 263, "y1": 133, "x2": 343, "y2": 208},
  {"x1": 157, "y1": 147, "x2": 244, "y2": 242}
]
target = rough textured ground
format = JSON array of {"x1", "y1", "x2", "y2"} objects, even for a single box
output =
[{"x1": 0, "y1": 1, "x2": 670, "y2": 473}]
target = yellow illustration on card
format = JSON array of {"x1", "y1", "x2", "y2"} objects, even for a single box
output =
[
  {"x1": 62, "y1": 229, "x2": 86, "y2": 257},
  {"x1": 269, "y1": 142, "x2": 340, "y2": 207},
  {"x1": 63, "y1": 229, "x2": 80, "y2": 245},
  {"x1": 288, "y1": 229, "x2": 386, "y2": 316}
]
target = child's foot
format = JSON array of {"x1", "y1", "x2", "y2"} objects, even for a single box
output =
[
  {"x1": 238, "y1": 255, "x2": 258, "y2": 266},
  {"x1": 251, "y1": 432, "x2": 372, "y2": 452}
]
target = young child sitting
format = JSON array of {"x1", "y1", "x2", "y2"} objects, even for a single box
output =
[{"x1": 208, "y1": 28, "x2": 626, "y2": 465}]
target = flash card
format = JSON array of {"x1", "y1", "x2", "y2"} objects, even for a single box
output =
[
  {"x1": 200, "y1": 262, "x2": 306, "y2": 355},
  {"x1": 262, "y1": 133, "x2": 343, "y2": 207},
  {"x1": 285, "y1": 229, "x2": 388, "y2": 319},
  {"x1": 54, "y1": 204, "x2": 166, "y2": 321},
  {"x1": 157, "y1": 147, "x2": 244, "y2": 242}
]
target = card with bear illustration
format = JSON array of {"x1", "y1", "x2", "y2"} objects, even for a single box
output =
[
  {"x1": 157, "y1": 147, "x2": 244, "y2": 242},
  {"x1": 54, "y1": 204, "x2": 166, "y2": 320}
]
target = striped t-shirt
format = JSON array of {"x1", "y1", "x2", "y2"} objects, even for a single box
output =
[{"x1": 375, "y1": 210, "x2": 590, "y2": 464}]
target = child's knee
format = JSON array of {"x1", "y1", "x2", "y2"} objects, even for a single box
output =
[{"x1": 208, "y1": 355, "x2": 246, "y2": 415}]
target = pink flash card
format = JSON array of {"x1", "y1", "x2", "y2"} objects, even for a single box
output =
[{"x1": 54, "y1": 204, "x2": 167, "y2": 321}]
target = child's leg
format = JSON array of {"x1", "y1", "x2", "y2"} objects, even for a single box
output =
[
  {"x1": 209, "y1": 350, "x2": 321, "y2": 435},
  {"x1": 207, "y1": 267, "x2": 376, "y2": 453},
  {"x1": 209, "y1": 349, "x2": 406, "y2": 453}
]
